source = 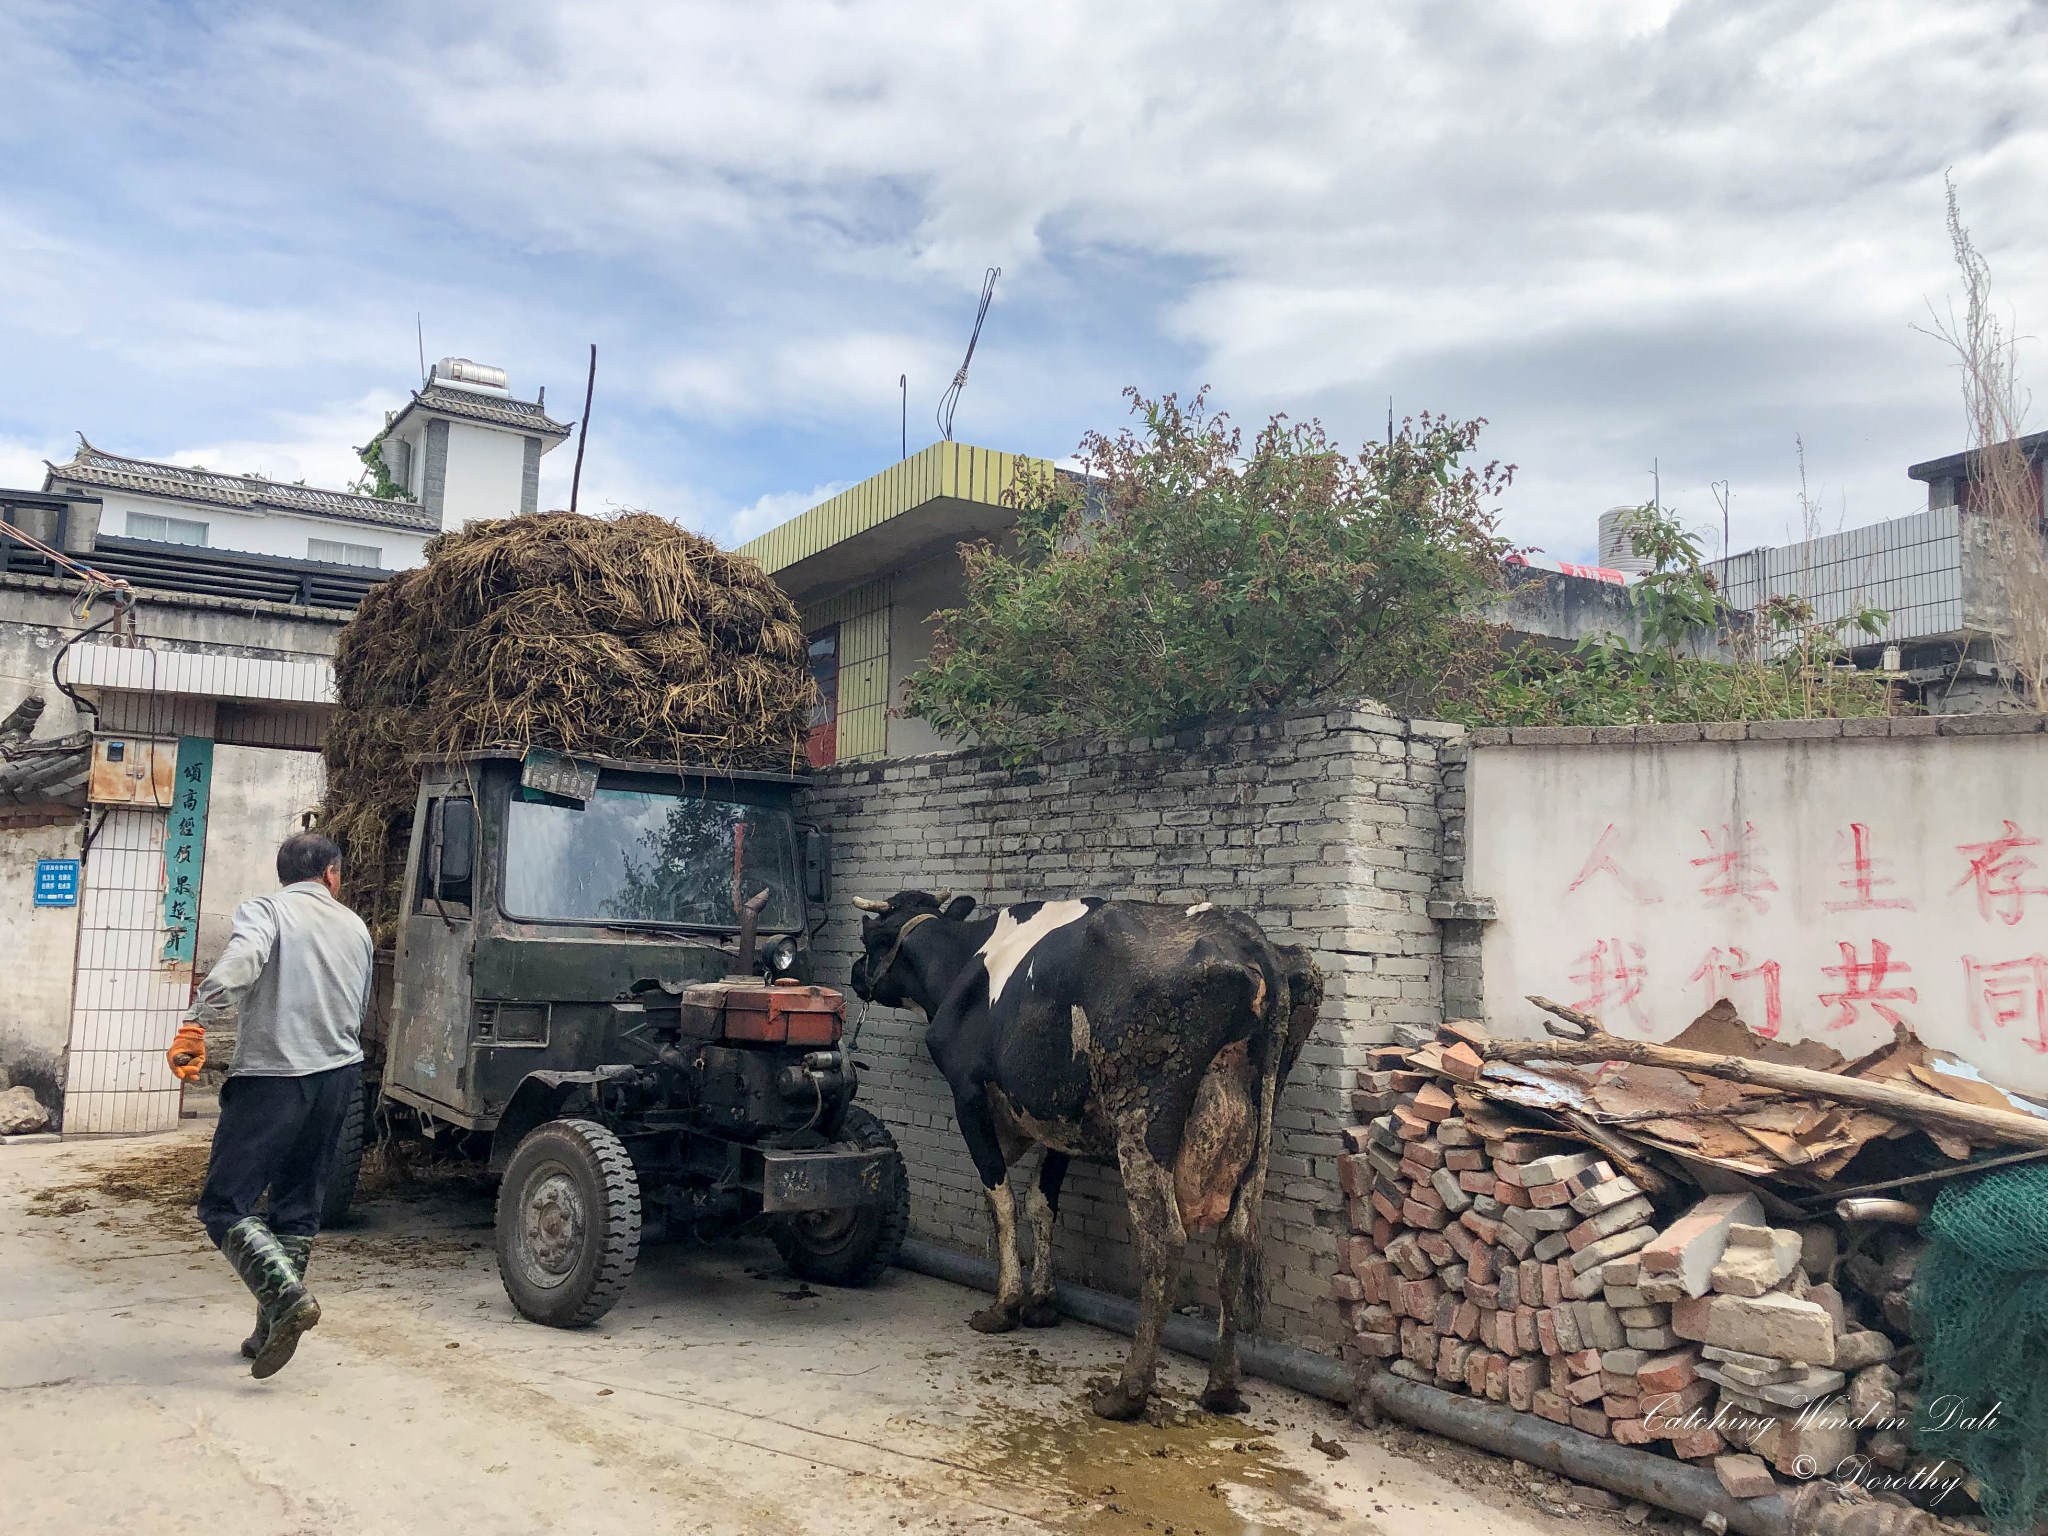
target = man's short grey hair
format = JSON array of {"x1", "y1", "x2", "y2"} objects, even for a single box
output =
[{"x1": 277, "y1": 831, "x2": 342, "y2": 886}]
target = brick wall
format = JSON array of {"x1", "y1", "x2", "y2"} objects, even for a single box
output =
[{"x1": 798, "y1": 702, "x2": 1464, "y2": 1351}]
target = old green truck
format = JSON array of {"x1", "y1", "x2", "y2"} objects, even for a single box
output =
[{"x1": 330, "y1": 747, "x2": 906, "y2": 1326}]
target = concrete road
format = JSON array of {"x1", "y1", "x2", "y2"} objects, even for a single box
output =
[{"x1": 1, "y1": 1127, "x2": 1623, "y2": 1536}]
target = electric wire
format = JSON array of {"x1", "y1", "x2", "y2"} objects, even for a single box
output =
[{"x1": 935, "y1": 267, "x2": 1000, "y2": 442}]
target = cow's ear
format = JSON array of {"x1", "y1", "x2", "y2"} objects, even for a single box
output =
[{"x1": 942, "y1": 895, "x2": 977, "y2": 921}]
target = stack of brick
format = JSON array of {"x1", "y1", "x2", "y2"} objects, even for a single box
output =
[
  {"x1": 1641, "y1": 1198, "x2": 1913, "y2": 1499},
  {"x1": 1336, "y1": 1028, "x2": 1694, "y2": 1450},
  {"x1": 1335, "y1": 1023, "x2": 1934, "y2": 1510}
]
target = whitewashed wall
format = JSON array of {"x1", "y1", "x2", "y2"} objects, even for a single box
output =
[
  {"x1": 93, "y1": 487, "x2": 430, "y2": 569},
  {"x1": 1463, "y1": 718, "x2": 2048, "y2": 1098},
  {"x1": 440, "y1": 425, "x2": 529, "y2": 529}
]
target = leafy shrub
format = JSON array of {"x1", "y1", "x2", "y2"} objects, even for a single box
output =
[{"x1": 905, "y1": 390, "x2": 1514, "y2": 751}]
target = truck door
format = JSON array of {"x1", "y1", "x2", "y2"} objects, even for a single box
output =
[{"x1": 386, "y1": 794, "x2": 478, "y2": 1115}]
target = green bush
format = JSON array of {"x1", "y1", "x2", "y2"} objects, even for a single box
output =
[
  {"x1": 1460, "y1": 505, "x2": 1895, "y2": 726},
  {"x1": 904, "y1": 390, "x2": 1514, "y2": 752}
]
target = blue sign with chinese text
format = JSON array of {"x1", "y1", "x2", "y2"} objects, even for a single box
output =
[
  {"x1": 33, "y1": 859, "x2": 79, "y2": 907},
  {"x1": 160, "y1": 736, "x2": 213, "y2": 965}
]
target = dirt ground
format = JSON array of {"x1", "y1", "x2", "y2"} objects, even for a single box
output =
[{"x1": 1, "y1": 1125, "x2": 1666, "y2": 1536}]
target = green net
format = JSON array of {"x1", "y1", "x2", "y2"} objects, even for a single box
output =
[{"x1": 1912, "y1": 1162, "x2": 2048, "y2": 1535}]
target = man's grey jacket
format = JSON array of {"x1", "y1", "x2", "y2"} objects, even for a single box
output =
[{"x1": 184, "y1": 881, "x2": 374, "y2": 1077}]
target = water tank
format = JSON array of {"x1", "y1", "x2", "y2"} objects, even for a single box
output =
[
  {"x1": 432, "y1": 357, "x2": 511, "y2": 396},
  {"x1": 1597, "y1": 506, "x2": 1654, "y2": 575}
]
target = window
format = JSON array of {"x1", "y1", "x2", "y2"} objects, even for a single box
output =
[
  {"x1": 309, "y1": 538, "x2": 383, "y2": 568},
  {"x1": 125, "y1": 512, "x2": 207, "y2": 545},
  {"x1": 805, "y1": 626, "x2": 840, "y2": 768},
  {"x1": 502, "y1": 787, "x2": 803, "y2": 930}
]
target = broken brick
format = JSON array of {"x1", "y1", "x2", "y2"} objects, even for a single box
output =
[
  {"x1": 1714, "y1": 1454, "x2": 1778, "y2": 1500},
  {"x1": 1411, "y1": 1083, "x2": 1456, "y2": 1121},
  {"x1": 1532, "y1": 1389, "x2": 1572, "y2": 1425},
  {"x1": 1671, "y1": 1291, "x2": 1836, "y2": 1366},
  {"x1": 1639, "y1": 1194, "x2": 1765, "y2": 1297},
  {"x1": 1568, "y1": 1406, "x2": 1611, "y2": 1437},
  {"x1": 1440, "y1": 1041, "x2": 1486, "y2": 1083}
]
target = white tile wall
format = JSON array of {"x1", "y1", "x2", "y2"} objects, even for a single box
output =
[{"x1": 61, "y1": 806, "x2": 187, "y2": 1135}]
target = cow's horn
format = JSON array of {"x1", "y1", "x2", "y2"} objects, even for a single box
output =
[
  {"x1": 933, "y1": 890, "x2": 954, "y2": 907},
  {"x1": 851, "y1": 896, "x2": 889, "y2": 912}
]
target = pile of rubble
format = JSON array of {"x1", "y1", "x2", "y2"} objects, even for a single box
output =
[{"x1": 1336, "y1": 1018, "x2": 1967, "y2": 1515}]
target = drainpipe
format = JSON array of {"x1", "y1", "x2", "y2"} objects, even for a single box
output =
[{"x1": 896, "y1": 1239, "x2": 1798, "y2": 1536}]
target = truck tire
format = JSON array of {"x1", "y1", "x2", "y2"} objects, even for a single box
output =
[
  {"x1": 319, "y1": 1079, "x2": 371, "y2": 1228},
  {"x1": 495, "y1": 1118, "x2": 641, "y2": 1327},
  {"x1": 770, "y1": 1106, "x2": 909, "y2": 1288}
]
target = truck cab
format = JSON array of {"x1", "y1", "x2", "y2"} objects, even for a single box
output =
[{"x1": 356, "y1": 748, "x2": 906, "y2": 1327}]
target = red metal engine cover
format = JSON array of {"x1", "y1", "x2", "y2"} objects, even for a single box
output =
[{"x1": 680, "y1": 977, "x2": 844, "y2": 1046}]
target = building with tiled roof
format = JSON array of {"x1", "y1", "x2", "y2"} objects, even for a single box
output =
[
  {"x1": 372, "y1": 359, "x2": 572, "y2": 541},
  {"x1": 41, "y1": 357, "x2": 572, "y2": 571}
]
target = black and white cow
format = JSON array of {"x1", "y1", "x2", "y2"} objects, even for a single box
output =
[{"x1": 848, "y1": 890, "x2": 1322, "y2": 1420}]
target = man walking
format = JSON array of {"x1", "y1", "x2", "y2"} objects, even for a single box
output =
[{"x1": 166, "y1": 830, "x2": 373, "y2": 1379}]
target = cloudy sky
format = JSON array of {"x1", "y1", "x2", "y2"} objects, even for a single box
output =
[{"x1": 2, "y1": 1, "x2": 2043, "y2": 563}]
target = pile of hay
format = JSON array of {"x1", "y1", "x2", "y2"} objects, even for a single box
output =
[{"x1": 322, "y1": 510, "x2": 814, "y2": 937}]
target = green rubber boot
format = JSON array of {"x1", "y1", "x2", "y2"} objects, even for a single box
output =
[
  {"x1": 240, "y1": 1235, "x2": 311, "y2": 1360},
  {"x1": 221, "y1": 1217, "x2": 320, "y2": 1379}
]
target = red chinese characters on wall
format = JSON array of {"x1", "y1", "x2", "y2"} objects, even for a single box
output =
[
  {"x1": 1825, "y1": 823, "x2": 1914, "y2": 913},
  {"x1": 1692, "y1": 822, "x2": 1777, "y2": 914},
  {"x1": 1568, "y1": 937, "x2": 1649, "y2": 1031},
  {"x1": 1962, "y1": 955, "x2": 2048, "y2": 1054},
  {"x1": 1954, "y1": 821, "x2": 2048, "y2": 926},
  {"x1": 1818, "y1": 939, "x2": 1918, "y2": 1031},
  {"x1": 1688, "y1": 946, "x2": 1783, "y2": 1037},
  {"x1": 1565, "y1": 824, "x2": 1662, "y2": 905},
  {"x1": 1553, "y1": 817, "x2": 2045, "y2": 1046}
]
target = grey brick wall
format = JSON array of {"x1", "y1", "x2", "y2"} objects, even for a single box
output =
[
  {"x1": 421, "y1": 419, "x2": 450, "y2": 521},
  {"x1": 520, "y1": 436, "x2": 542, "y2": 515},
  {"x1": 1433, "y1": 742, "x2": 1488, "y2": 1020},
  {"x1": 798, "y1": 702, "x2": 1464, "y2": 1351}
]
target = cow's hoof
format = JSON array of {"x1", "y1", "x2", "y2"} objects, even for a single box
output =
[
  {"x1": 1091, "y1": 1384, "x2": 1148, "y2": 1422},
  {"x1": 969, "y1": 1305, "x2": 1020, "y2": 1334},
  {"x1": 1199, "y1": 1384, "x2": 1247, "y2": 1415},
  {"x1": 1020, "y1": 1298, "x2": 1061, "y2": 1329}
]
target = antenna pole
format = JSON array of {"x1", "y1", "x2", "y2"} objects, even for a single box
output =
[
  {"x1": 569, "y1": 344, "x2": 596, "y2": 514},
  {"x1": 900, "y1": 374, "x2": 908, "y2": 461},
  {"x1": 1387, "y1": 396, "x2": 1394, "y2": 446},
  {"x1": 416, "y1": 314, "x2": 427, "y2": 387}
]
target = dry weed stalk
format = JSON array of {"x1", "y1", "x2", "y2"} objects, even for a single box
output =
[
  {"x1": 321, "y1": 509, "x2": 815, "y2": 938},
  {"x1": 1922, "y1": 178, "x2": 2048, "y2": 708}
]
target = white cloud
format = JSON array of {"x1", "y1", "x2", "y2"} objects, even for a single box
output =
[
  {"x1": 163, "y1": 392, "x2": 407, "y2": 492},
  {"x1": 0, "y1": 435, "x2": 64, "y2": 493},
  {"x1": 724, "y1": 481, "x2": 851, "y2": 545},
  {"x1": 4, "y1": 0, "x2": 2045, "y2": 567},
  {"x1": 651, "y1": 332, "x2": 953, "y2": 428}
]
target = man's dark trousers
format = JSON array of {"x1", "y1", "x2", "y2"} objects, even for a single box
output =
[{"x1": 196, "y1": 1062, "x2": 361, "y2": 1247}]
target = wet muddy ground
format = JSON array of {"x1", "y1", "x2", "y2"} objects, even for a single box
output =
[{"x1": 2, "y1": 1125, "x2": 1661, "y2": 1536}]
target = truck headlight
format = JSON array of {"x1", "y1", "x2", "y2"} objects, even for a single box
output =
[{"x1": 765, "y1": 937, "x2": 798, "y2": 974}]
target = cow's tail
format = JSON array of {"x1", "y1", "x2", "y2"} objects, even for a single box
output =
[{"x1": 1216, "y1": 949, "x2": 1293, "y2": 1338}]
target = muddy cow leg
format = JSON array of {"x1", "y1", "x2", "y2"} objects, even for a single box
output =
[
  {"x1": 1020, "y1": 1151, "x2": 1068, "y2": 1328},
  {"x1": 1203, "y1": 1172, "x2": 1264, "y2": 1414},
  {"x1": 1093, "y1": 1130, "x2": 1187, "y2": 1422},
  {"x1": 971, "y1": 1179, "x2": 1027, "y2": 1333},
  {"x1": 952, "y1": 1085, "x2": 1026, "y2": 1334}
]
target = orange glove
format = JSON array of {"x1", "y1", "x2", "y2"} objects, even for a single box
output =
[{"x1": 166, "y1": 1023, "x2": 206, "y2": 1082}]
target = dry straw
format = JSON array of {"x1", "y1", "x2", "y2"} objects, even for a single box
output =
[{"x1": 321, "y1": 510, "x2": 815, "y2": 937}]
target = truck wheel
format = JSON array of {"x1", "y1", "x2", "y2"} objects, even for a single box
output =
[
  {"x1": 319, "y1": 1080, "x2": 372, "y2": 1228},
  {"x1": 771, "y1": 1106, "x2": 908, "y2": 1288},
  {"x1": 495, "y1": 1118, "x2": 641, "y2": 1327}
]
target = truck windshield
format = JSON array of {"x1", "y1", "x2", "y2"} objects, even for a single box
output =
[{"x1": 502, "y1": 787, "x2": 804, "y2": 930}]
